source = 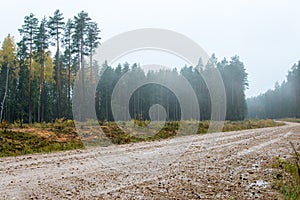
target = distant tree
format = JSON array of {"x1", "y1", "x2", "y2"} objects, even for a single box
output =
[{"x1": 247, "y1": 61, "x2": 300, "y2": 119}]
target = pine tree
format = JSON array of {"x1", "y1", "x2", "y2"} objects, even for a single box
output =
[
  {"x1": 18, "y1": 13, "x2": 38, "y2": 123},
  {"x1": 34, "y1": 17, "x2": 50, "y2": 122},
  {"x1": 0, "y1": 35, "x2": 17, "y2": 122},
  {"x1": 73, "y1": 11, "x2": 91, "y2": 121},
  {"x1": 16, "y1": 39, "x2": 29, "y2": 123},
  {"x1": 62, "y1": 19, "x2": 74, "y2": 116},
  {"x1": 48, "y1": 9, "x2": 65, "y2": 119},
  {"x1": 85, "y1": 22, "x2": 100, "y2": 96}
]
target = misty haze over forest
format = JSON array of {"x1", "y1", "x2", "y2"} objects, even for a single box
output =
[
  {"x1": 0, "y1": 9, "x2": 299, "y2": 123},
  {"x1": 0, "y1": 3, "x2": 300, "y2": 199}
]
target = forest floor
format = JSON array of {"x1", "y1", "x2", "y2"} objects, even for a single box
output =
[{"x1": 0, "y1": 121, "x2": 299, "y2": 199}]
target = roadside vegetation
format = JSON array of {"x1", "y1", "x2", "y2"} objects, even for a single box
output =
[
  {"x1": 271, "y1": 143, "x2": 300, "y2": 200},
  {"x1": 0, "y1": 119, "x2": 83, "y2": 157},
  {"x1": 0, "y1": 118, "x2": 284, "y2": 157},
  {"x1": 281, "y1": 118, "x2": 300, "y2": 123}
]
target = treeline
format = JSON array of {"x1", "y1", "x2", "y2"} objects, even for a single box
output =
[
  {"x1": 247, "y1": 61, "x2": 300, "y2": 119},
  {"x1": 95, "y1": 55, "x2": 248, "y2": 121},
  {"x1": 0, "y1": 11, "x2": 249, "y2": 123},
  {"x1": 0, "y1": 10, "x2": 100, "y2": 123}
]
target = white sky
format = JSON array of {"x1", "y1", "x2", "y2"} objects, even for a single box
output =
[{"x1": 0, "y1": 0, "x2": 300, "y2": 97}]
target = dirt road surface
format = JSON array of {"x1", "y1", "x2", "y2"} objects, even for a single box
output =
[{"x1": 0, "y1": 122, "x2": 299, "y2": 199}]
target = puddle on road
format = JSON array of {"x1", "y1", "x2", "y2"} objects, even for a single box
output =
[{"x1": 250, "y1": 180, "x2": 269, "y2": 188}]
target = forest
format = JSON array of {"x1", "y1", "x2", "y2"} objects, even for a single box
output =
[
  {"x1": 95, "y1": 56, "x2": 248, "y2": 122},
  {"x1": 247, "y1": 61, "x2": 300, "y2": 119},
  {"x1": 0, "y1": 10, "x2": 100, "y2": 123},
  {"x1": 1, "y1": 4, "x2": 300, "y2": 200},
  {"x1": 0, "y1": 10, "x2": 249, "y2": 124}
]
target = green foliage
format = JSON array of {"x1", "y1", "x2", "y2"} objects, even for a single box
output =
[
  {"x1": 12, "y1": 119, "x2": 22, "y2": 128},
  {"x1": 0, "y1": 10, "x2": 100, "y2": 124},
  {"x1": 1, "y1": 11, "x2": 250, "y2": 125},
  {"x1": 272, "y1": 157, "x2": 300, "y2": 200},
  {"x1": 101, "y1": 122, "x2": 131, "y2": 144},
  {"x1": 18, "y1": 13, "x2": 39, "y2": 123},
  {"x1": 53, "y1": 117, "x2": 65, "y2": 130},
  {"x1": 217, "y1": 55, "x2": 248, "y2": 120}
]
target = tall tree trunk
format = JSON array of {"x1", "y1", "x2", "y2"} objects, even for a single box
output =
[
  {"x1": 0, "y1": 67, "x2": 9, "y2": 122},
  {"x1": 90, "y1": 46, "x2": 93, "y2": 98},
  {"x1": 80, "y1": 37, "x2": 85, "y2": 120},
  {"x1": 56, "y1": 30, "x2": 61, "y2": 119},
  {"x1": 39, "y1": 52, "x2": 45, "y2": 122},
  {"x1": 236, "y1": 82, "x2": 240, "y2": 120},
  {"x1": 296, "y1": 76, "x2": 300, "y2": 118},
  {"x1": 105, "y1": 90, "x2": 108, "y2": 120},
  {"x1": 28, "y1": 39, "x2": 32, "y2": 123},
  {"x1": 67, "y1": 47, "x2": 71, "y2": 118},
  {"x1": 231, "y1": 80, "x2": 234, "y2": 120}
]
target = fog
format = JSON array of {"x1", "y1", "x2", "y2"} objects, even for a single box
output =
[{"x1": 1, "y1": 0, "x2": 300, "y2": 97}]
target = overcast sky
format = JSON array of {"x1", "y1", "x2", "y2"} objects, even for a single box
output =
[{"x1": 0, "y1": 0, "x2": 299, "y2": 97}]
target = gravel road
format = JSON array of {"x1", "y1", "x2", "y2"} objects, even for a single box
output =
[{"x1": 0, "y1": 122, "x2": 299, "y2": 199}]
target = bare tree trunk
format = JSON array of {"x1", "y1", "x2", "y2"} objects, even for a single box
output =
[
  {"x1": 39, "y1": 51, "x2": 45, "y2": 122},
  {"x1": 56, "y1": 31, "x2": 61, "y2": 119},
  {"x1": 296, "y1": 78, "x2": 300, "y2": 118},
  {"x1": 90, "y1": 46, "x2": 93, "y2": 98},
  {"x1": 28, "y1": 39, "x2": 32, "y2": 123},
  {"x1": 0, "y1": 67, "x2": 9, "y2": 122},
  {"x1": 67, "y1": 48, "x2": 71, "y2": 118},
  {"x1": 80, "y1": 38, "x2": 85, "y2": 121},
  {"x1": 231, "y1": 80, "x2": 234, "y2": 119}
]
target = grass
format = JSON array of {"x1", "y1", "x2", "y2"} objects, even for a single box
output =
[
  {"x1": 0, "y1": 119, "x2": 83, "y2": 157},
  {"x1": 0, "y1": 118, "x2": 284, "y2": 157},
  {"x1": 0, "y1": 131, "x2": 83, "y2": 157},
  {"x1": 281, "y1": 118, "x2": 300, "y2": 123},
  {"x1": 222, "y1": 119, "x2": 284, "y2": 132},
  {"x1": 271, "y1": 146, "x2": 300, "y2": 200},
  {"x1": 85, "y1": 119, "x2": 284, "y2": 145}
]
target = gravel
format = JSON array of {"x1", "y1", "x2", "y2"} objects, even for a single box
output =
[{"x1": 0, "y1": 122, "x2": 299, "y2": 199}]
